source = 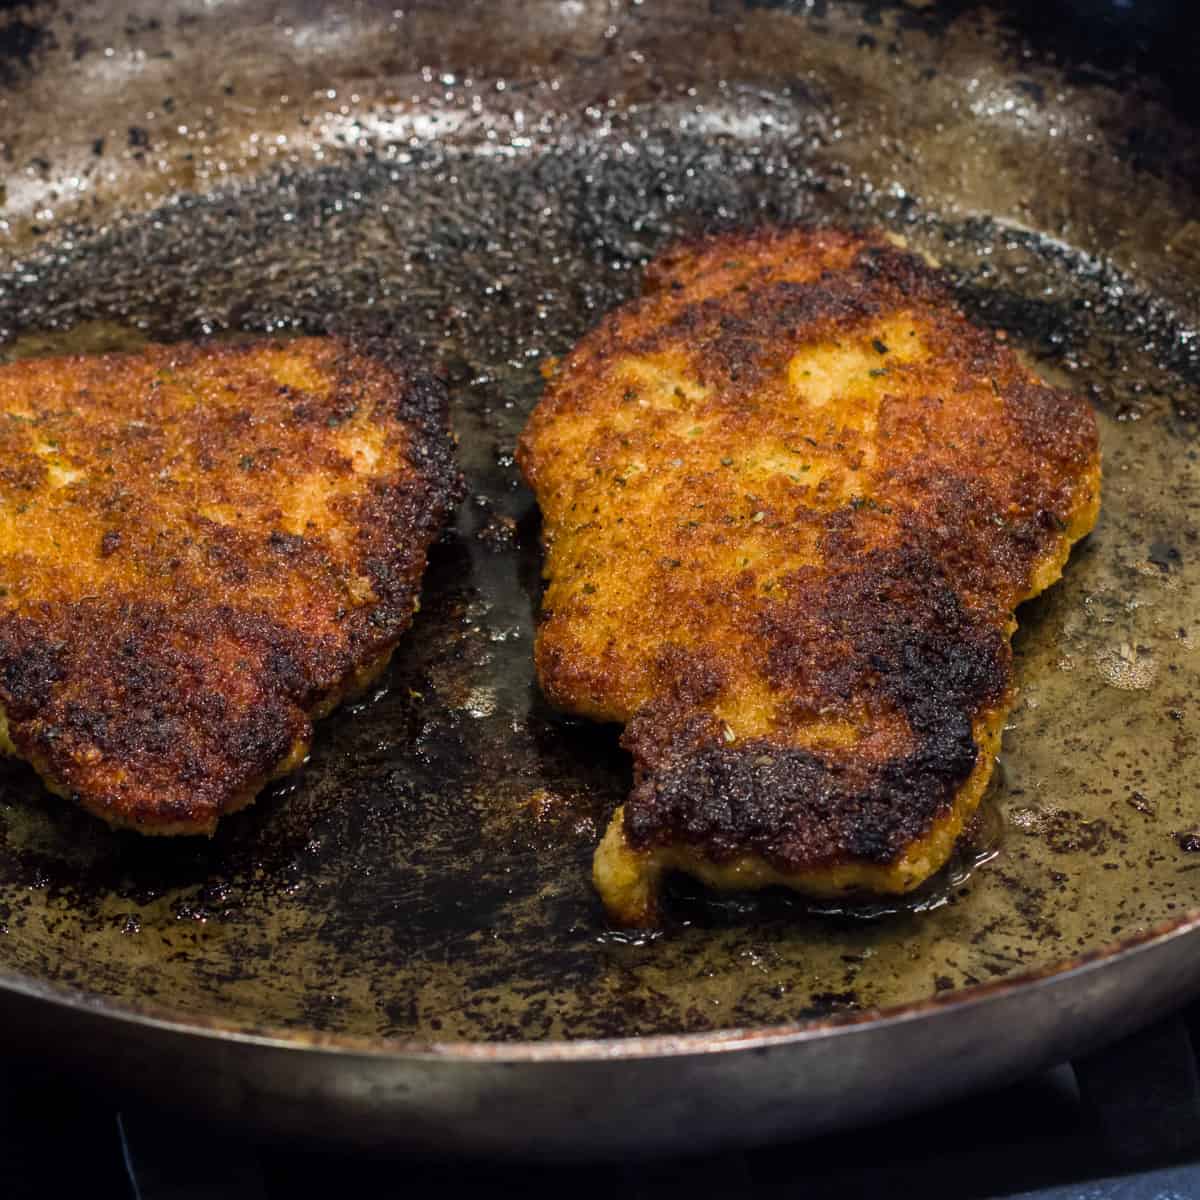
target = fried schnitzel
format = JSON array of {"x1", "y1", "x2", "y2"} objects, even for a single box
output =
[
  {"x1": 0, "y1": 336, "x2": 459, "y2": 834},
  {"x1": 518, "y1": 227, "x2": 1100, "y2": 925}
]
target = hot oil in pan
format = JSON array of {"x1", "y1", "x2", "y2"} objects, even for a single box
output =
[{"x1": 0, "y1": 86, "x2": 1197, "y2": 1039}]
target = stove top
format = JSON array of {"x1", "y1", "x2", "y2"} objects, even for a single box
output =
[{"x1": 7, "y1": 1006, "x2": 1200, "y2": 1200}]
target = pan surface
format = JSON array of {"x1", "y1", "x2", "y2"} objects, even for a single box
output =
[{"x1": 0, "y1": 0, "x2": 1198, "y2": 1156}]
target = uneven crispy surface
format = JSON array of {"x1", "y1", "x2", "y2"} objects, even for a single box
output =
[
  {"x1": 0, "y1": 337, "x2": 459, "y2": 833},
  {"x1": 519, "y1": 227, "x2": 1101, "y2": 925}
]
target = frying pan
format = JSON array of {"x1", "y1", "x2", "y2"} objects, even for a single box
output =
[{"x1": 0, "y1": 0, "x2": 1198, "y2": 1160}]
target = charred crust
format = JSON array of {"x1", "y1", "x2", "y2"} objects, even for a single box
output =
[
  {"x1": 634, "y1": 278, "x2": 877, "y2": 389},
  {"x1": 339, "y1": 336, "x2": 464, "y2": 525},
  {"x1": 0, "y1": 621, "x2": 64, "y2": 716},
  {"x1": 622, "y1": 546, "x2": 1007, "y2": 868},
  {"x1": 523, "y1": 224, "x2": 1100, "y2": 881},
  {"x1": 0, "y1": 336, "x2": 461, "y2": 831},
  {"x1": 623, "y1": 732, "x2": 981, "y2": 869},
  {"x1": 1001, "y1": 375, "x2": 1100, "y2": 472}
]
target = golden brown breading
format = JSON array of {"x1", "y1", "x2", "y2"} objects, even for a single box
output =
[
  {"x1": 518, "y1": 227, "x2": 1100, "y2": 925},
  {"x1": 0, "y1": 337, "x2": 459, "y2": 834}
]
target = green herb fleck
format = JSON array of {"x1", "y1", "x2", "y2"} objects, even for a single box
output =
[
  {"x1": 872, "y1": 338, "x2": 889, "y2": 355},
  {"x1": 850, "y1": 496, "x2": 892, "y2": 514}
]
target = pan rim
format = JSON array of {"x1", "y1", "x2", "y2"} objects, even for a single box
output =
[{"x1": 2, "y1": 907, "x2": 1198, "y2": 1063}]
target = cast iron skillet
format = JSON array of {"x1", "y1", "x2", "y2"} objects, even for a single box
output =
[{"x1": 0, "y1": 0, "x2": 1197, "y2": 1159}]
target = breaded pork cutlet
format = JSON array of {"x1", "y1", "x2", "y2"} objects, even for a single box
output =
[
  {"x1": 519, "y1": 227, "x2": 1100, "y2": 925},
  {"x1": 0, "y1": 337, "x2": 459, "y2": 834}
]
